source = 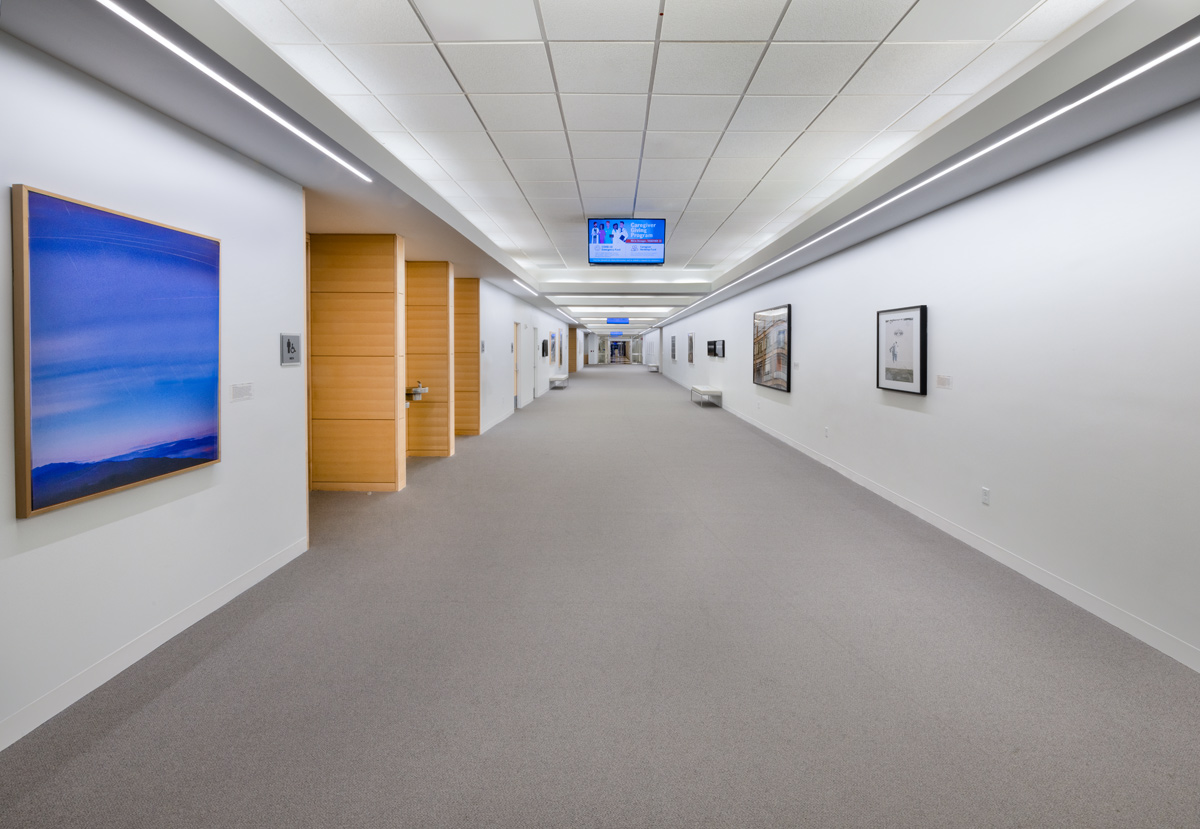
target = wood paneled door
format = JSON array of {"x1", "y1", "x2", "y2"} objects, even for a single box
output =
[{"x1": 406, "y1": 262, "x2": 455, "y2": 457}]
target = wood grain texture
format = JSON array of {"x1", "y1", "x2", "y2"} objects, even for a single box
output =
[
  {"x1": 406, "y1": 262, "x2": 454, "y2": 457},
  {"x1": 454, "y1": 278, "x2": 481, "y2": 436},
  {"x1": 311, "y1": 356, "x2": 397, "y2": 420},
  {"x1": 309, "y1": 234, "x2": 405, "y2": 491},
  {"x1": 311, "y1": 419, "x2": 397, "y2": 484},
  {"x1": 310, "y1": 293, "x2": 396, "y2": 356}
]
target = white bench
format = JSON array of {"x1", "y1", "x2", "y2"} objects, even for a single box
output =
[
  {"x1": 647, "y1": 364, "x2": 659, "y2": 372},
  {"x1": 549, "y1": 374, "x2": 569, "y2": 389},
  {"x1": 690, "y1": 385, "x2": 722, "y2": 407}
]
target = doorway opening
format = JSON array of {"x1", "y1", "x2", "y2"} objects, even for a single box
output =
[{"x1": 609, "y1": 340, "x2": 630, "y2": 364}]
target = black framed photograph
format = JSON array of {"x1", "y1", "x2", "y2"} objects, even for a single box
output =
[
  {"x1": 687, "y1": 333, "x2": 694, "y2": 363},
  {"x1": 670, "y1": 335, "x2": 676, "y2": 360},
  {"x1": 707, "y1": 339, "x2": 724, "y2": 358},
  {"x1": 877, "y1": 305, "x2": 927, "y2": 394},
  {"x1": 752, "y1": 305, "x2": 790, "y2": 392}
]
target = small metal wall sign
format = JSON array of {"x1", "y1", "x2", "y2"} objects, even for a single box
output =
[{"x1": 280, "y1": 333, "x2": 301, "y2": 365}]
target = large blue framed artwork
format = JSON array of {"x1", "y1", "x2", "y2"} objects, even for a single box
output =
[{"x1": 11, "y1": 186, "x2": 220, "y2": 518}]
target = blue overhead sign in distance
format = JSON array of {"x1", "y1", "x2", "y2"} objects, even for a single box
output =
[
  {"x1": 606, "y1": 317, "x2": 629, "y2": 324},
  {"x1": 588, "y1": 218, "x2": 666, "y2": 265},
  {"x1": 611, "y1": 332, "x2": 623, "y2": 337}
]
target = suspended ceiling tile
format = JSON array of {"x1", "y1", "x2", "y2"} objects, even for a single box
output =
[
  {"x1": 636, "y1": 211, "x2": 682, "y2": 225},
  {"x1": 1003, "y1": 0, "x2": 1108, "y2": 41},
  {"x1": 574, "y1": 158, "x2": 641, "y2": 180},
  {"x1": 676, "y1": 211, "x2": 732, "y2": 231},
  {"x1": 750, "y1": 178, "x2": 817, "y2": 198},
  {"x1": 379, "y1": 94, "x2": 482, "y2": 131},
  {"x1": 281, "y1": 0, "x2": 429, "y2": 43},
  {"x1": 529, "y1": 197, "x2": 584, "y2": 217},
  {"x1": 701, "y1": 157, "x2": 775, "y2": 180},
  {"x1": 413, "y1": 131, "x2": 500, "y2": 159},
  {"x1": 805, "y1": 178, "x2": 850, "y2": 198},
  {"x1": 691, "y1": 179, "x2": 757, "y2": 199},
  {"x1": 727, "y1": 96, "x2": 829, "y2": 131},
  {"x1": 539, "y1": 0, "x2": 661, "y2": 40},
  {"x1": 470, "y1": 94, "x2": 564, "y2": 131},
  {"x1": 660, "y1": 0, "x2": 788, "y2": 41},
  {"x1": 437, "y1": 158, "x2": 511, "y2": 179},
  {"x1": 412, "y1": 0, "x2": 541, "y2": 41},
  {"x1": 459, "y1": 210, "x2": 501, "y2": 232},
  {"x1": 636, "y1": 180, "x2": 696, "y2": 198},
  {"x1": 330, "y1": 44, "x2": 459, "y2": 94},
  {"x1": 687, "y1": 197, "x2": 744, "y2": 213},
  {"x1": 749, "y1": 43, "x2": 875, "y2": 95},
  {"x1": 647, "y1": 95, "x2": 741, "y2": 131},
  {"x1": 737, "y1": 195, "x2": 799, "y2": 215},
  {"x1": 473, "y1": 195, "x2": 534, "y2": 213},
  {"x1": 844, "y1": 43, "x2": 988, "y2": 95},
  {"x1": 508, "y1": 158, "x2": 578, "y2": 179},
  {"x1": 403, "y1": 158, "x2": 451, "y2": 179},
  {"x1": 938, "y1": 41, "x2": 1042, "y2": 95},
  {"x1": 439, "y1": 43, "x2": 555, "y2": 93},
  {"x1": 441, "y1": 194, "x2": 482, "y2": 212},
  {"x1": 521, "y1": 180, "x2": 580, "y2": 198},
  {"x1": 584, "y1": 197, "x2": 637, "y2": 214},
  {"x1": 774, "y1": 0, "x2": 913, "y2": 41},
  {"x1": 888, "y1": 94, "x2": 969, "y2": 130},
  {"x1": 643, "y1": 131, "x2": 723, "y2": 158},
  {"x1": 570, "y1": 131, "x2": 644, "y2": 158},
  {"x1": 491, "y1": 131, "x2": 572, "y2": 158},
  {"x1": 856, "y1": 131, "x2": 919, "y2": 158},
  {"x1": 333, "y1": 95, "x2": 404, "y2": 130},
  {"x1": 634, "y1": 196, "x2": 690, "y2": 213},
  {"x1": 456, "y1": 176, "x2": 523, "y2": 197},
  {"x1": 782, "y1": 130, "x2": 875, "y2": 157},
  {"x1": 221, "y1": 0, "x2": 316, "y2": 43},
  {"x1": 826, "y1": 157, "x2": 878, "y2": 180},
  {"x1": 274, "y1": 45, "x2": 368, "y2": 94},
  {"x1": 374, "y1": 131, "x2": 428, "y2": 159},
  {"x1": 808, "y1": 95, "x2": 924, "y2": 131},
  {"x1": 579, "y1": 180, "x2": 638, "y2": 198},
  {"x1": 653, "y1": 43, "x2": 766, "y2": 95},
  {"x1": 560, "y1": 94, "x2": 649, "y2": 130},
  {"x1": 639, "y1": 157, "x2": 709, "y2": 180},
  {"x1": 713, "y1": 131, "x2": 799, "y2": 158},
  {"x1": 549, "y1": 42, "x2": 656, "y2": 94},
  {"x1": 888, "y1": 0, "x2": 1041, "y2": 41}
]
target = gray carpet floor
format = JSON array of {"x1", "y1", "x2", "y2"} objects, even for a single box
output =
[{"x1": 3, "y1": 364, "x2": 1200, "y2": 828}]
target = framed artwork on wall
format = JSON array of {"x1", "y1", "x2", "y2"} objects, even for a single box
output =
[
  {"x1": 707, "y1": 340, "x2": 724, "y2": 358},
  {"x1": 11, "y1": 185, "x2": 221, "y2": 518},
  {"x1": 877, "y1": 305, "x2": 927, "y2": 395},
  {"x1": 558, "y1": 328, "x2": 564, "y2": 366},
  {"x1": 671, "y1": 335, "x2": 676, "y2": 360},
  {"x1": 688, "y1": 333, "x2": 694, "y2": 363},
  {"x1": 550, "y1": 331, "x2": 556, "y2": 365},
  {"x1": 752, "y1": 304, "x2": 790, "y2": 392}
]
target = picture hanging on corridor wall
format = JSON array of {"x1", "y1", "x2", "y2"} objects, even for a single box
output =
[
  {"x1": 877, "y1": 305, "x2": 927, "y2": 395},
  {"x1": 550, "y1": 331, "x2": 556, "y2": 365},
  {"x1": 11, "y1": 185, "x2": 221, "y2": 518},
  {"x1": 558, "y1": 328, "x2": 564, "y2": 366},
  {"x1": 671, "y1": 336, "x2": 676, "y2": 360},
  {"x1": 752, "y1": 305, "x2": 790, "y2": 392},
  {"x1": 688, "y1": 333, "x2": 694, "y2": 364}
]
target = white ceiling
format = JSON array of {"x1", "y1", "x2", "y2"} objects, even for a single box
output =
[{"x1": 207, "y1": 0, "x2": 1129, "y2": 331}]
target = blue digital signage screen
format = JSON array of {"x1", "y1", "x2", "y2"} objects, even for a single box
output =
[{"x1": 588, "y1": 218, "x2": 665, "y2": 266}]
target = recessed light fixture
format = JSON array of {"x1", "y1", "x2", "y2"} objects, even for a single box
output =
[
  {"x1": 656, "y1": 30, "x2": 1200, "y2": 329},
  {"x1": 93, "y1": 0, "x2": 373, "y2": 183},
  {"x1": 512, "y1": 279, "x2": 538, "y2": 296}
]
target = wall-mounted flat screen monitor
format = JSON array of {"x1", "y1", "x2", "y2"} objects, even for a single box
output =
[{"x1": 588, "y1": 218, "x2": 665, "y2": 266}]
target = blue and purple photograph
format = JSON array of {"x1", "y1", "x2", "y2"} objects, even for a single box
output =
[{"x1": 24, "y1": 190, "x2": 220, "y2": 513}]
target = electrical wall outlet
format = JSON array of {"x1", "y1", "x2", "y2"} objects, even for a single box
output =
[{"x1": 981, "y1": 487, "x2": 990, "y2": 506}]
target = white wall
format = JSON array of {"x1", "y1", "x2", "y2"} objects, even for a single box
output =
[
  {"x1": 661, "y1": 99, "x2": 1200, "y2": 672},
  {"x1": 478, "y1": 280, "x2": 572, "y2": 433},
  {"x1": 0, "y1": 35, "x2": 309, "y2": 749}
]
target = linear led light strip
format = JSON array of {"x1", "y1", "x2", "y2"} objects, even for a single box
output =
[
  {"x1": 94, "y1": 0, "x2": 373, "y2": 183},
  {"x1": 512, "y1": 279, "x2": 538, "y2": 296},
  {"x1": 658, "y1": 30, "x2": 1200, "y2": 328}
]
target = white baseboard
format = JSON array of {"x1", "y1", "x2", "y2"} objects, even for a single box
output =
[
  {"x1": 0, "y1": 536, "x2": 309, "y2": 753},
  {"x1": 723, "y1": 404, "x2": 1200, "y2": 676}
]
